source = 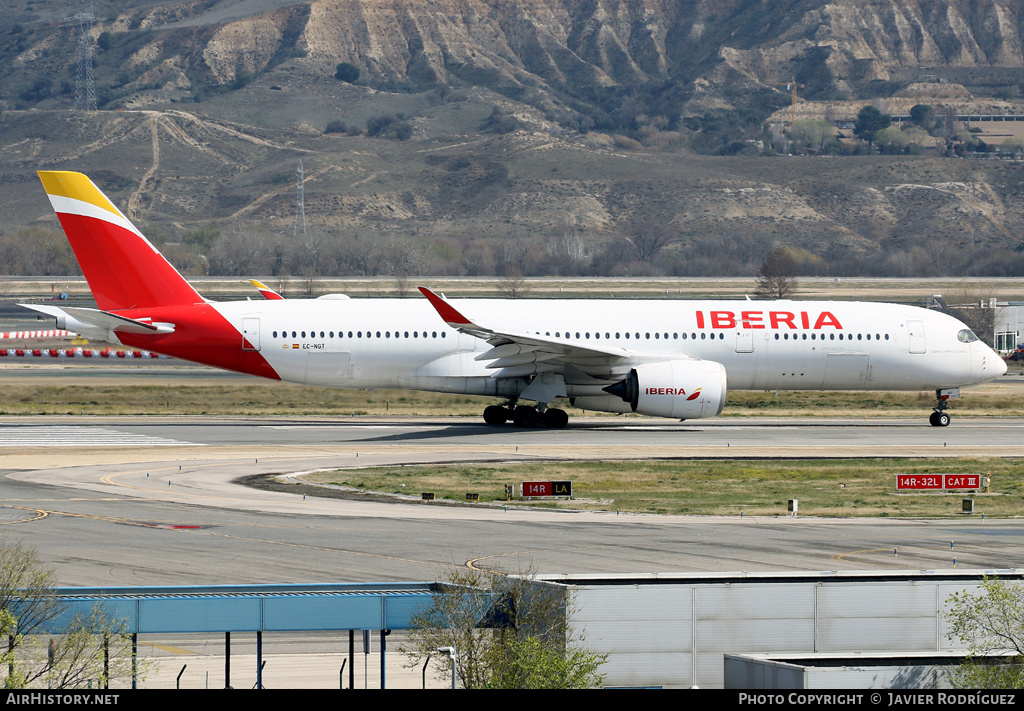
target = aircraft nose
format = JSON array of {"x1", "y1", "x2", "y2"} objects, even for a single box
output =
[
  {"x1": 995, "y1": 350, "x2": 1008, "y2": 377},
  {"x1": 977, "y1": 343, "x2": 1007, "y2": 380}
]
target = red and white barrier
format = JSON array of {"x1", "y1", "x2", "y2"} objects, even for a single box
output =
[
  {"x1": 0, "y1": 330, "x2": 76, "y2": 340},
  {"x1": 0, "y1": 348, "x2": 168, "y2": 359}
]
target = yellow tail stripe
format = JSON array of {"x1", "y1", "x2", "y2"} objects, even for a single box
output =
[{"x1": 37, "y1": 171, "x2": 121, "y2": 219}]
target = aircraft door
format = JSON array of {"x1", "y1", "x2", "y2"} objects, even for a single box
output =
[
  {"x1": 305, "y1": 350, "x2": 352, "y2": 386},
  {"x1": 824, "y1": 353, "x2": 870, "y2": 387},
  {"x1": 735, "y1": 328, "x2": 753, "y2": 353},
  {"x1": 907, "y1": 319, "x2": 926, "y2": 354},
  {"x1": 241, "y1": 317, "x2": 261, "y2": 351}
]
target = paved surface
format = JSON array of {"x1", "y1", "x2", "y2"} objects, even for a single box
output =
[{"x1": 1, "y1": 416, "x2": 1023, "y2": 587}]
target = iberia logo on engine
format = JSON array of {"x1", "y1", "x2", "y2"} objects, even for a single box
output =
[{"x1": 647, "y1": 387, "x2": 702, "y2": 400}]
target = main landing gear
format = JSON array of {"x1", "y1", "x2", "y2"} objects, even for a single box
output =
[
  {"x1": 483, "y1": 401, "x2": 569, "y2": 428},
  {"x1": 929, "y1": 388, "x2": 956, "y2": 427}
]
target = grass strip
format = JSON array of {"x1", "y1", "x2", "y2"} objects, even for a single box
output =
[{"x1": 304, "y1": 458, "x2": 1024, "y2": 518}]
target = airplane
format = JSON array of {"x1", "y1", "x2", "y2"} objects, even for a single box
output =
[{"x1": 24, "y1": 170, "x2": 1006, "y2": 429}]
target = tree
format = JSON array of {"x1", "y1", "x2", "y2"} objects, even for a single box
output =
[
  {"x1": 626, "y1": 215, "x2": 675, "y2": 263},
  {"x1": 909, "y1": 104, "x2": 934, "y2": 131},
  {"x1": 334, "y1": 62, "x2": 360, "y2": 83},
  {"x1": 324, "y1": 119, "x2": 347, "y2": 134},
  {"x1": 755, "y1": 247, "x2": 797, "y2": 299},
  {"x1": 404, "y1": 568, "x2": 605, "y2": 689},
  {"x1": 945, "y1": 280, "x2": 997, "y2": 347},
  {"x1": 0, "y1": 539, "x2": 135, "y2": 689},
  {"x1": 1002, "y1": 137, "x2": 1024, "y2": 160},
  {"x1": 945, "y1": 577, "x2": 1024, "y2": 688},
  {"x1": 789, "y1": 119, "x2": 838, "y2": 153},
  {"x1": 497, "y1": 266, "x2": 531, "y2": 298},
  {"x1": 854, "y1": 105, "x2": 891, "y2": 145},
  {"x1": 874, "y1": 126, "x2": 910, "y2": 154}
]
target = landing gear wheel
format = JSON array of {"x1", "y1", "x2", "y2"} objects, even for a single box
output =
[
  {"x1": 513, "y1": 405, "x2": 539, "y2": 428},
  {"x1": 483, "y1": 405, "x2": 509, "y2": 425},
  {"x1": 930, "y1": 411, "x2": 950, "y2": 427},
  {"x1": 542, "y1": 408, "x2": 569, "y2": 429}
]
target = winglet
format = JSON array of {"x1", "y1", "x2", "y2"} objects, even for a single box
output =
[
  {"x1": 250, "y1": 280, "x2": 284, "y2": 300},
  {"x1": 418, "y1": 287, "x2": 476, "y2": 328}
]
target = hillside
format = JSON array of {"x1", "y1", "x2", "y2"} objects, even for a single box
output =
[{"x1": 1, "y1": 1, "x2": 1024, "y2": 278}]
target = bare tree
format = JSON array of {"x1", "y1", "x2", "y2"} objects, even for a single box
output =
[
  {"x1": 755, "y1": 247, "x2": 797, "y2": 299},
  {"x1": 626, "y1": 216, "x2": 675, "y2": 263},
  {"x1": 394, "y1": 269, "x2": 411, "y2": 297},
  {"x1": 944, "y1": 279, "x2": 997, "y2": 346},
  {"x1": 497, "y1": 266, "x2": 531, "y2": 298}
]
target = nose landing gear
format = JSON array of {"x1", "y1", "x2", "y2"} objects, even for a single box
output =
[{"x1": 929, "y1": 388, "x2": 958, "y2": 427}]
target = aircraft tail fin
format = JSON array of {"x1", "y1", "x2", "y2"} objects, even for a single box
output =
[{"x1": 37, "y1": 171, "x2": 203, "y2": 312}]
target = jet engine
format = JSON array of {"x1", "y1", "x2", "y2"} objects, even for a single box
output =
[{"x1": 597, "y1": 359, "x2": 728, "y2": 419}]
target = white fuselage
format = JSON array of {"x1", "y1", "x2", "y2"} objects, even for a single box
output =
[{"x1": 202, "y1": 297, "x2": 1004, "y2": 397}]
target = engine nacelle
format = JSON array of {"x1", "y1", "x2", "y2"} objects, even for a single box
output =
[{"x1": 602, "y1": 360, "x2": 727, "y2": 419}]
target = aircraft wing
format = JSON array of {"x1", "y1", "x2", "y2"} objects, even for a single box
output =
[{"x1": 418, "y1": 286, "x2": 688, "y2": 382}]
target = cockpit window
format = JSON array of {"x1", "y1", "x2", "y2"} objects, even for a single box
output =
[{"x1": 957, "y1": 329, "x2": 979, "y2": 343}]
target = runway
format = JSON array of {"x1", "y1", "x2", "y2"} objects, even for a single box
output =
[{"x1": 2, "y1": 415, "x2": 1023, "y2": 586}]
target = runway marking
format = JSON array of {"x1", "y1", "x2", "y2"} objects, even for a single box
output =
[
  {"x1": 0, "y1": 506, "x2": 50, "y2": 525},
  {"x1": 0, "y1": 504, "x2": 189, "y2": 529},
  {"x1": 140, "y1": 641, "x2": 195, "y2": 655},
  {"x1": 0, "y1": 426, "x2": 199, "y2": 448},
  {"x1": 262, "y1": 425, "x2": 437, "y2": 430}
]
